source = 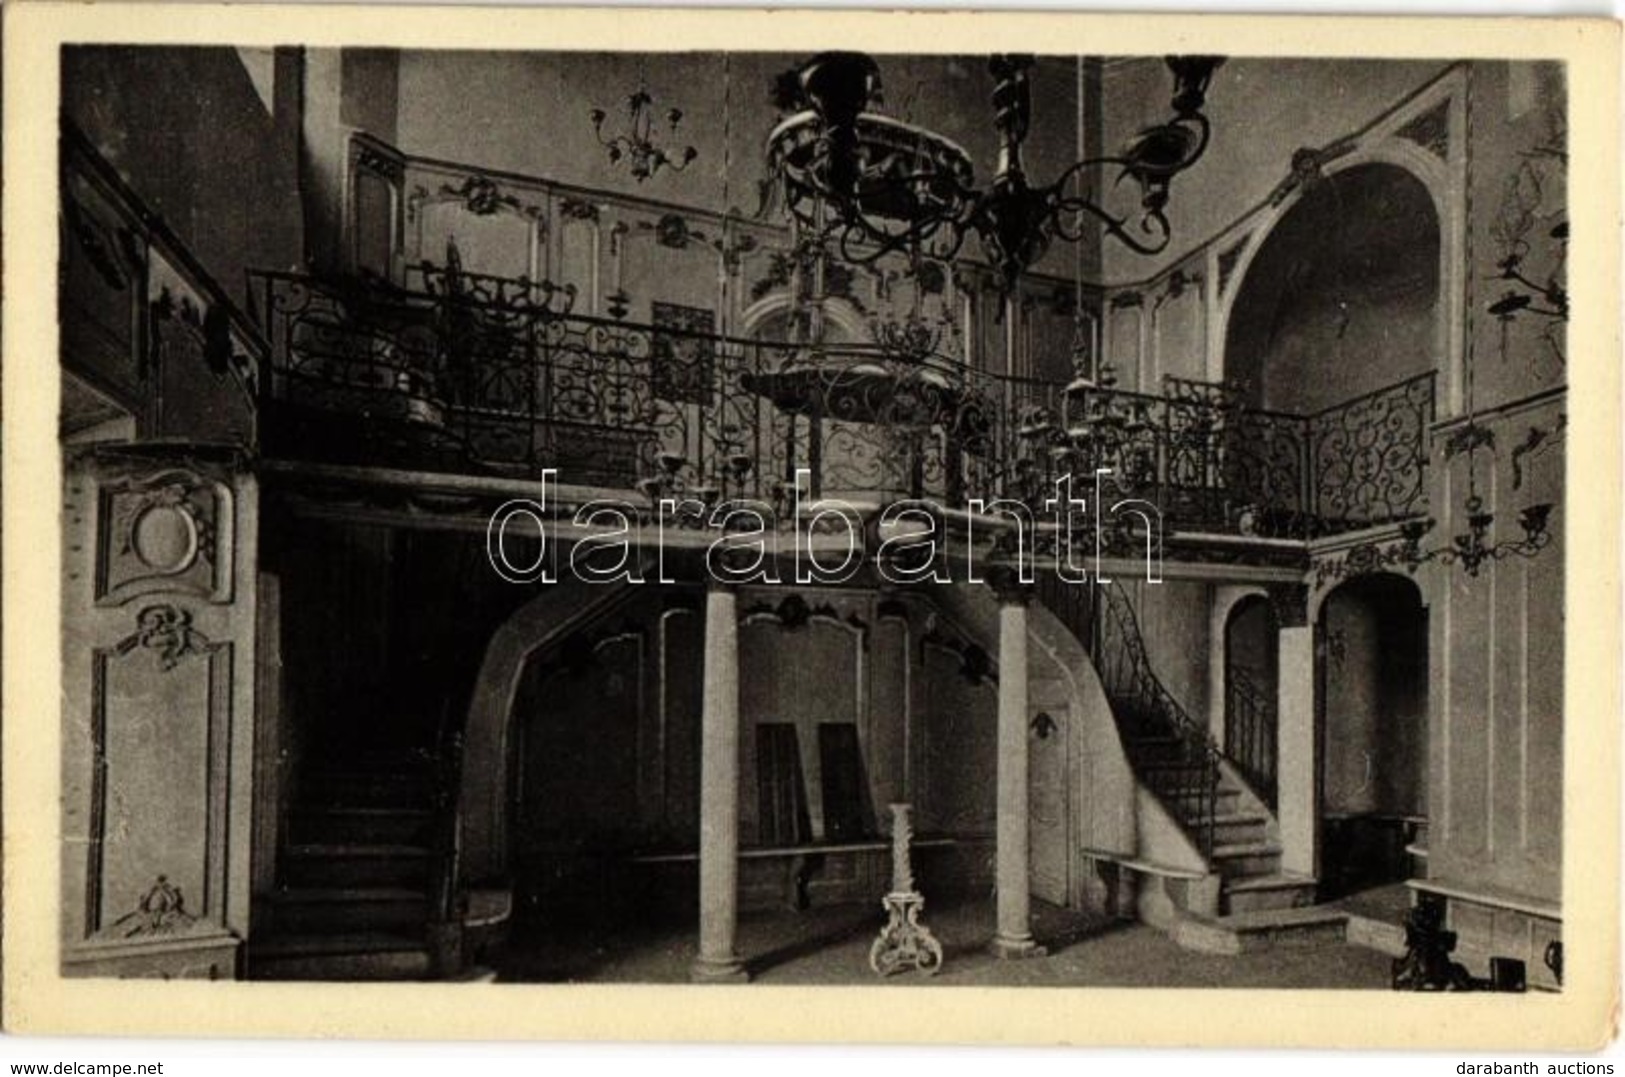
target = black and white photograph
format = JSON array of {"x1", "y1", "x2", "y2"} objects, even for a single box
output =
[{"x1": 7, "y1": 1, "x2": 1621, "y2": 1052}]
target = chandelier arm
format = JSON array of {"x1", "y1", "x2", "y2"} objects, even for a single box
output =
[
  {"x1": 1053, "y1": 196, "x2": 1173, "y2": 256},
  {"x1": 821, "y1": 205, "x2": 966, "y2": 265},
  {"x1": 1043, "y1": 153, "x2": 1148, "y2": 195},
  {"x1": 1181, "y1": 113, "x2": 1213, "y2": 171}
]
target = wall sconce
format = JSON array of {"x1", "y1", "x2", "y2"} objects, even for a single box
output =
[
  {"x1": 1488, "y1": 220, "x2": 1568, "y2": 324},
  {"x1": 1397, "y1": 421, "x2": 1554, "y2": 578},
  {"x1": 1399, "y1": 499, "x2": 1553, "y2": 579}
]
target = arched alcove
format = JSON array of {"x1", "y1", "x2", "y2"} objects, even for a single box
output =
[
  {"x1": 1317, "y1": 571, "x2": 1429, "y2": 900},
  {"x1": 1225, "y1": 163, "x2": 1440, "y2": 414}
]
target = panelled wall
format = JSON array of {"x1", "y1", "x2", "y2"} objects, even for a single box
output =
[
  {"x1": 60, "y1": 447, "x2": 260, "y2": 978},
  {"x1": 1419, "y1": 392, "x2": 1564, "y2": 986},
  {"x1": 506, "y1": 583, "x2": 999, "y2": 919}
]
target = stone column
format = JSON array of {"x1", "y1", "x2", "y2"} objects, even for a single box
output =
[
  {"x1": 692, "y1": 582, "x2": 749, "y2": 982},
  {"x1": 990, "y1": 571, "x2": 1045, "y2": 959},
  {"x1": 1271, "y1": 585, "x2": 1317, "y2": 878}
]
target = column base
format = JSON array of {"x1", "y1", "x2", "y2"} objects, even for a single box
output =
[
  {"x1": 989, "y1": 936, "x2": 1048, "y2": 961},
  {"x1": 689, "y1": 955, "x2": 751, "y2": 983}
]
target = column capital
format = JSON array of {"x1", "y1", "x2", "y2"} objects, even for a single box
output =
[
  {"x1": 702, "y1": 565, "x2": 744, "y2": 591},
  {"x1": 985, "y1": 565, "x2": 1034, "y2": 606}
]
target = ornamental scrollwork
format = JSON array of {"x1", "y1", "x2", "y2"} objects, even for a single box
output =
[
  {"x1": 1394, "y1": 100, "x2": 1451, "y2": 161},
  {"x1": 1267, "y1": 139, "x2": 1358, "y2": 206},
  {"x1": 115, "y1": 604, "x2": 208, "y2": 671},
  {"x1": 1312, "y1": 539, "x2": 1414, "y2": 588},
  {"x1": 110, "y1": 875, "x2": 199, "y2": 938},
  {"x1": 442, "y1": 173, "x2": 515, "y2": 216}
]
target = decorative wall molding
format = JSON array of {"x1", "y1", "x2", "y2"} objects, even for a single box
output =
[
  {"x1": 1266, "y1": 140, "x2": 1360, "y2": 207},
  {"x1": 96, "y1": 468, "x2": 234, "y2": 607},
  {"x1": 1311, "y1": 539, "x2": 1415, "y2": 589},
  {"x1": 108, "y1": 876, "x2": 200, "y2": 938},
  {"x1": 115, "y1": 604, "x2": 210, "y2": 670},
  {"x1": 1395, "y1": 100, "x2": 1452, "y2": 160},
  {"x1": 87, "y1": 611, "x2": 233, "y2": 941},
  {"x1": 1215, "y1": 238, "x2": 1247, "y2": 298},
  {"x1": 742, "y1": 592, "x2": 869, "y2": 638}
]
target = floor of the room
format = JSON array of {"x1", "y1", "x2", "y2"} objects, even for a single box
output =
[
  {"x1": 1329, "y1": 881, "x2": 1413, "y2": 924},
  {"x1": 494, "y1": 895, "x2": 1396, "y2": 988}
]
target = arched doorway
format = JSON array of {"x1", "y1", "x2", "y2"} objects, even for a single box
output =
[
  {"x1": 1316, "y1": 573, "x2": 1429, "y2": 901},
  {"x1": 1224, "y1": 163, "x2": 1440, "y2": 413},
  {"x1": 1224, "y1": 595, "x2": 1279, "y2": 807}
]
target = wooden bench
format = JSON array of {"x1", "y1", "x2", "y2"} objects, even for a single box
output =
[{"x1": 629, "y1": 837, "x2": 963, "y2": 910}]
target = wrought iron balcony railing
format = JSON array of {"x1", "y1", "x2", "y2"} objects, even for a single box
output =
[{"x1": 248, "y1": 268, "x2": 1433, "y2": 544}]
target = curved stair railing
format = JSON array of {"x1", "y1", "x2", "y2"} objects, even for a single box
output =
[
  {"x1": 1224, "y1": 666, "x2": 1278, "y2": 810},
  {"x1": 1035, "y1": 574, "x2": 1223, "y2": 857}
]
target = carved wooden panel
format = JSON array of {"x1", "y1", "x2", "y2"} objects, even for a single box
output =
[
  {"x1": 61, "y1": 170, "x2": 146, "y2": 412},
  {"x1": 1029, "y1": 705, "x2": 1069, "y2": 906},
  {"x1": 96, "y1": 468, "x2": 233, "y2": 606},
  {"x1": 62, "y1": 447, "x2": 257, "y2": 978},
  {"x1": 919, "y1": 641, "x2": 997, "y2": 836},
  {"x1": 86, "y1": 606, "x2": 231, "y2": 939},
  {"x1": 148, "y1": 252, "x2": 256, "y2": 445}
]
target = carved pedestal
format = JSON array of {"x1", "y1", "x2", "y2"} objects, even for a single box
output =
[{"x1": 868, "y1": 803, "x2": 943, "y2": 977}]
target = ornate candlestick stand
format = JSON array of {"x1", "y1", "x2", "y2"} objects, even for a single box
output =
[{"x1": 868, "y1": 803, "x2": 944, "y2": 976}]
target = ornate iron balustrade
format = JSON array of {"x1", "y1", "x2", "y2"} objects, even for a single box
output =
[
  {"x1": 248, "y1": 268, "x2": 1433, "y2": 543},
  {"x1": 1001, "y1": 373, "x2": 1315, "y2": 539},
  {"x1": 1223, "y1": 666, "x2": 1277, "y2": 809},
  {"x1": 1307, "y1": 371, "x2": 1436, "y2": 533}
]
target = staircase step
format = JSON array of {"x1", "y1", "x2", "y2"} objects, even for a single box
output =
[
  {"x1": 1173, "y1": 906, "x2": 1348, "y2": 955},
  {"x1": 1210, "y1": 841, "x2": 1282, "y2": 879},
  {"x1": 249, "y1": 932, "x2": 431, "y2": 981},
  {"x1": 1345, "y1": 912, "x2": 1408, "y2": 958},
  {"x1": 300, "y1": 771, "x2": 434, "y2": 809},
  {"x1": 1211, "y1": 812, "x2": 1270, "y2": 845},
  {"x1": 289, "y1": 806, "x2": 433, "y2": 845},
  {"x1": 1223, "y1": 871, "x2": 1317, "y2": 914},
  {"x1": 271, "y1": 887, "x2": 429, "y2": 934},
  {"x1": 283, "y1": 844, "x2": 432, "y2": 888}
]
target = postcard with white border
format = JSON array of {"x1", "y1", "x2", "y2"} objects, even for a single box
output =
[{"x1": 3, "y1": 1, "x2": 1620, "y2": 1050}]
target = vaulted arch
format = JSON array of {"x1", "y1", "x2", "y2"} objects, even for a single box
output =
[{"x1": 1224, "y1": 162, "x2": 1441, "y2": 414}]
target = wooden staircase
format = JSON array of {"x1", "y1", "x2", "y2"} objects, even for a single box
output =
[
  {"x1": 1121, "y1": 729, "x2": 1314, "y2": 916},
  {"x1": 251, "y1": 756, "x2": 442, "y2": 980},
  {"x1": 1036, "y1": 575, "x2": 1319, "y2": 938}
]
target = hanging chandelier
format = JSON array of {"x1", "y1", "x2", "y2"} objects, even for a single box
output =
[
  {"x1": 589, "y1": 72, "x2": 698, "y2": 183},
  {"x1": 765, "y1": 52, "x2": 1223, "y2": 292}
]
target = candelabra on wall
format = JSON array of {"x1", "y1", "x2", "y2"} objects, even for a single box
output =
[
  {"x1": 1486, "y1": 87, "x2": 1567, "y2": 367},
  {"x1": 1397, "y1": 421, "x2": 1554, "y2": 578}
]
